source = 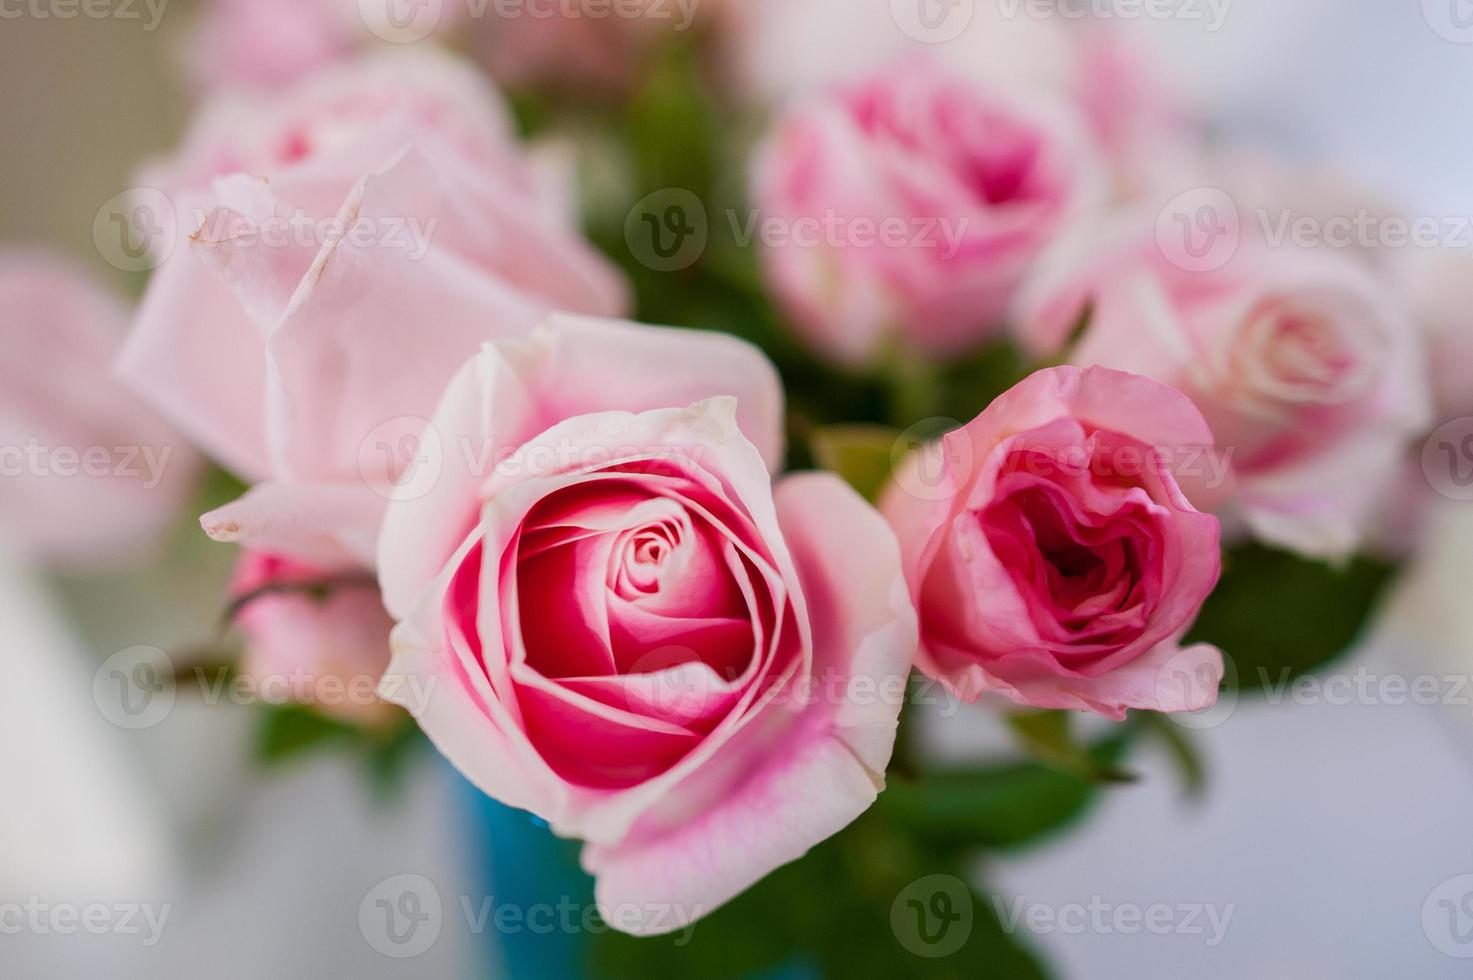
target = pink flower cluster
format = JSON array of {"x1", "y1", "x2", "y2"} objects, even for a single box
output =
[{"x1": 8, "y1": 3, "x2": 1439, "y2": 937}]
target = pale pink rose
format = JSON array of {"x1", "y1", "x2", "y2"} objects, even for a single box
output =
[
  {"x1": 0, "y1": 251, "x2": 197, "y2": 567},
  {"x1": 118, "y1": 50, "x2": 628, "y2": 566},
  {"x1": 1017, "y1": 230, "x2": 1431, "y2": 559},
  {"x1": 375, "y1": 315, "x2": 916, "y2": 933},
  {"x1": 752, "y1": 57, "x2": 1101, "y2": 366},
  {"x1": 1393, "y1": 247, "x2": 1473, "y2": 420},
  {"x1": 229, "y1": 551, "x2": 397, "y2": 726},
  {"x1": 184, "y1": 0, "x2": 358, "y2": 92},
  {"x1": 881, "y1": 366, "x2": 1223, "y2": 719}
]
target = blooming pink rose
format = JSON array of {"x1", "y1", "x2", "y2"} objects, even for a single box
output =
[
  {"x1": 118, "y1": 50, "x2": 628, "y2": 566},
  {"x1": 752, "y1": 57, "x2": 1101, "y2": 366},
  {"x1": 0, "y1": 251, "x2": 197, "y2": 567},
  {"x1": 375, "y1": 316, "x2": 916, "y2": 933},
  {"x1": 229, "y1": 551, "x2": 397, "y2": 726},
  {"x1": 881, "y1": 366, "x2": 1223, "y2": 719},
  {"x1": 1017, "y1": 231, "x2": 1431, "y2": 558}
]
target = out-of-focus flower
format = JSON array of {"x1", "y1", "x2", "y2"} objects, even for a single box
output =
[
  {"x1": 881, "y1": 366, "x2": 1222, "y2": 719},
  {"x1": 117, "y1": 50, "x2": 628, "y2": 567},
  {"x1": 751, "y1": 56, "x2": 1101, "y2": 366},
  {"x1": 228, "y1": 550, "x2": 397, "y2": 726},
  {"x1": 0, "y1": 251, "x2": 197, "y2": 567},
  {"x1": 183, "y1": 0, "x2": 359, "y2": 93},
  {"x1": 473, "y1": 0, "x2": 713, "y2": 97},
  {"x1": 376, "y1": 315, "x2": 915, "y2": 933},
  {"x1": 1017, "y1": 231, "x2": 1430, "y2": 559}
]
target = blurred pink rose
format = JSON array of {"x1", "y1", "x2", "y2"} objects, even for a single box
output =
[
  {"x1": 474, "y1": 0, "x2": 707, "y2": 96},
  {"x1": 881, "y1": 366, "x2": 1223, "y2": 719},
  {"x1": 752, "y1": 57, "x2": 1101, "y2": 366},
  {"x1": 185, "y1": 0, "x2": 358, "y2": 92},
  {"x1": 1018, "y1": 231, "x2": 1430, "y2": 559},
  {"x1": 0, "y1": 251, "x2": 197, "y2": 567},
  {"x1": 376, "y1": 315, "x2": 915, "y2": 933},
  {"x1": 229, "y1": 550, "x2": 397, "y2": 726},
  {"x1": 118, "y1": 50, "x2": 628, "y2": 567}
]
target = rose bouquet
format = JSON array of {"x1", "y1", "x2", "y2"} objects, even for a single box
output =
[{"x1": 14, "y1": 2, "x2": 1464, "y2": 977}]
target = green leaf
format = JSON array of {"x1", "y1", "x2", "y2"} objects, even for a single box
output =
[
  {"x1": 1186, "y1": 543, "x2": 1398, "y2": 693},
  {"x1": 879, "y1": 733, "x2": 1133, "y2": 853},
  {"x1": 1006, "y1": 711, "x2": 1137, "y2": 785},
  {"x1": 255, "y1": 704, "x2": 357, "y2": 764},
  {"x1": 810, "y1": 425, "x2": 901, "y2": 503}
]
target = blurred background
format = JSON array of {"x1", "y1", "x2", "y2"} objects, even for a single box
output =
[{"x1": 3, "y1": 1, "x2": 1473, "y2": 977}]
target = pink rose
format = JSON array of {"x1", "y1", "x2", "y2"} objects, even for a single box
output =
[
  {"x1": 752, "y1": 57, "x2": 1101, "y2": 366},
  {"x1": 375, "y1": 316, "x2": 916, "y2": 932},
  {"x1": 184, "y1": 0, "x2": 358, "y2": 93},
  {"x1": 118, "y1": 50, "x2": 628, "y2": 565},
  {"x1": 473, "y1": 0, "x2": 706, "y2": 96},
  {"x1": 881, "y1": 366, "x2": 1223, "y2": 719},
  {"x1": 229, "y1": 551, "x2": 397, "y2": 726},
  {"x1": 0, "y1": 251, "x2": 197, "y2": 567},
  {"x1": 1017, "y1": 231, "x2": 1431, "y2": 558}
]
